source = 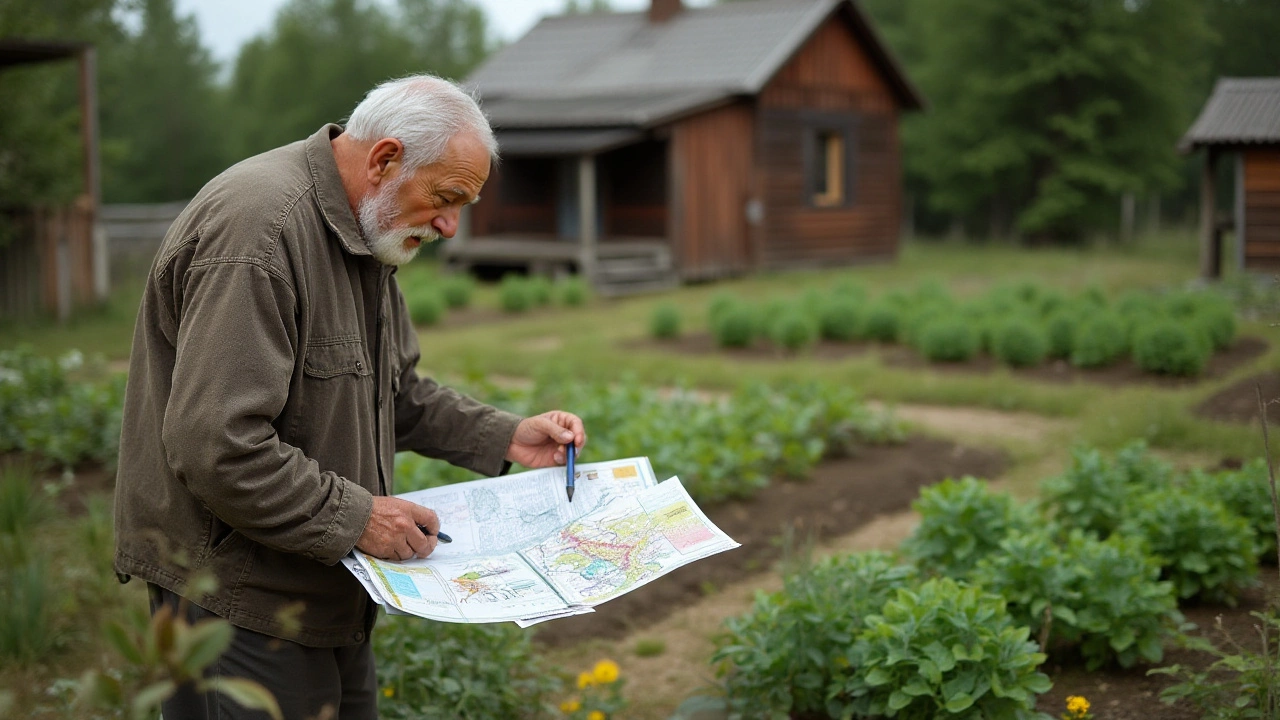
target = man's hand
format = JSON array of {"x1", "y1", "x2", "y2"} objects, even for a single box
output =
[
  {"x1": 506, "y1": 411, "x2": 586, "y2": 468},
  {"x1": 356, "y1": 496, "x2": 439, "y2": 561}
]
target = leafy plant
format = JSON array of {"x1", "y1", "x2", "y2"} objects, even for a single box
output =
[
  {"x1": 819, "y1": 296, "x2": 861, "y2": 341},
  {"x1": 439, "y1": 274, "x2": 475, "y2": 309},
  {"x1": 527, "y1": 275, "x2": 553, "y2": 306},
  {"x1": 770, "y1": 310, "x2": 818, "y2": 352},
  {"x1": 918, "y1": 316, "x2": 978, "y2": 362},
  {"x1": 1121, "y1": 488, "x2": 1258, "y2": 604},
  {"x1": 558, "y1": 277, "x2": 589, "y2": 307},
  {"x1": 861, "y1": 302, "x2": 902, "y2": 342},
  {"x1": 408, "y1": 292, "x2": 444, "y2": 326},
  {"x1": 902, "y1": 477, "x2": 1039, "y2": 578},
  {"x1": 1151, "y1": 612, "x2": 1280, "y2": 719},
  {"x1": 499, "y1": 275, "x2": 533, "y2": 313},
  {"x1": 993, "y1": 318, "x2": 1049, "y2": 368},
  {"x1": 712, "y1": 302, "x2": 756, "y2": 349},
  {"x1": 1070, "y1": 313, "x2": 1128, "y2": 368},
  {"x1": 560, "y1": 659, "x2": 626, "y2": 720},
  {"x1": 1041, "y1": 446, "x2": 1139, "y2": 538},
  {"x1": 649, "y1": 303, "x2": 681, "y2": 339},
  {"x1": 1184, "y1": 459, "x2": 1278, "y2": 561},
  {"x1": 715, "y1": 551, "x2": 918, "y2": 719},
  {"x1": 842, "y1": 578, "x2": 1053, "y2": 719},
  {"x1": 1133, "y1": 320, "x2": 1211, "y2": 376},
  {"x1": 375, "y1": 614, "x2": 560, "y2": 720}
]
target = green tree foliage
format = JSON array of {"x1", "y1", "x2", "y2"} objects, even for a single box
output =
[
  {"x1": 226, "y1": 0, "x2": 494, "y2": 161},
  {"x1": 99, "y1": 0, "x2": 228, "y2": 202},
  {"x1": 873, "y1": 0, "x2": 1213, "y2": 241}
]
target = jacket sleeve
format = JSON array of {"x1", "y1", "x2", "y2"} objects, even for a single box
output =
[
  {"x1": 162, "y1": 259, "x2": 373, "y2": 565},
  {"x1": 390, "y1": 292, "x2": 522, "y2": 476}
]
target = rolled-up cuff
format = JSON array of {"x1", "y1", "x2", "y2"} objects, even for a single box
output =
[
  {"x1": 313, "y1": 479, "x2": 375, "y2": 565},
  {"x1": 475, "y1": 410, "x2": 523, "y2": 477}
]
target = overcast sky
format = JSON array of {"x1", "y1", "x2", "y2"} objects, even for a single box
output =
[{"x1": 174, "y1": 0, "x2": 713, "y2": 67}]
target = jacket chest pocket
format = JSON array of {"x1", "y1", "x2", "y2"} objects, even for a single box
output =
[{"x1": 303, "y1": 337, "x2": 373, "y2": 379}]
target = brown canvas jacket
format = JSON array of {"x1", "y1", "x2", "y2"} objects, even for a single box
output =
[{"x1": 114, "y1": 124, "x2": 522, "y2": 647}]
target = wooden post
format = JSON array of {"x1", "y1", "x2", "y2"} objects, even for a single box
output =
[
  {"x1": 1235, "y1": 151, "x2": 1246, "y2": 272},
  {"x1": 78, "y1": 46, "x2": 106, "y2": 301},
  {"x1": 578, "y1": 154, "x2": 597, "y2": 283},
  {"x1": 1200, "y1": 148, "x2": 1219, "y2": 279}
]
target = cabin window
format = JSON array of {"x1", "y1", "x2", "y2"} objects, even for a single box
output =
[{"x1": 807, "y1": 126, "x2": 852, "y2": 208}]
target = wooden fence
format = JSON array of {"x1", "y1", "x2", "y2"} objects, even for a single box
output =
[
  {"x1": 0, "y1": 201, "x2": 105, "y2": 321},
  {"x1": 101, "y1": 201, "x2": 188, "y2": 282}
]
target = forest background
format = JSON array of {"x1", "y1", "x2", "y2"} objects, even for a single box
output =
[{"x1": 2, "y1": 0, "x2": 1278, "y2": 243}]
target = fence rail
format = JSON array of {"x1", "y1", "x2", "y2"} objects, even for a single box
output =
[{"x1": 101, "y1": 201, "x2": 188, "y2": 282}]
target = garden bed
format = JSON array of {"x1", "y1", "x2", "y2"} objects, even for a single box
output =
[
  {"x1": 537, "y1": 436, "x2": 1006, "y2": 648},
  {"x1": 1195, "y1": 370, "x2": 1280, "y2": 424},
  {"x1": 639, "y1": 334, "x2": 1268, "y2": 388}
]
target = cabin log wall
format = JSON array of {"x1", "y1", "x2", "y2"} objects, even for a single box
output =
[{"x1": 1244, "y1": 148, "x2": 1280, "y2": 270}]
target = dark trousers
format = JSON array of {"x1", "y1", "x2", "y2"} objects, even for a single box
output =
[{"x1": 148, "y1": 584, "x2": 378, "y2": 720}]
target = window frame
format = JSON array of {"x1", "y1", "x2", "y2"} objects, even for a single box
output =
[{"x1": 802, "y1": 113, "x2": 857, "y2": 210}]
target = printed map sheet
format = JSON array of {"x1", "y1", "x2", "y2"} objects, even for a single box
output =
[{"x1": 348, "y1": 458, "x2": 737, "y2": 625}]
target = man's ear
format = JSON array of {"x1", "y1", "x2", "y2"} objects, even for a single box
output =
[{"x1": 366, "y1": 138, "x2": 404, "y2": 187}]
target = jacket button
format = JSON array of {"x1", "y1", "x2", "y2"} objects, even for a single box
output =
[
  {"x1": 355, "y1": 361, "x2": 364, "y2": 372},
  {"x1": 353, "y1": 631, "x2": 365, "y2": 642}
]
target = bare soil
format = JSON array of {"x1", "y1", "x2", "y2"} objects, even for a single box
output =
[
  {"x1": 536, "y1": 436, "x2": 1007, "y2": 648},
  {"x1": 1195, "y1": 370, "x2": 1280, "y2": 424},
  {"x1": 641, "y1": 335, "x2": 1269, "y2": 388}
]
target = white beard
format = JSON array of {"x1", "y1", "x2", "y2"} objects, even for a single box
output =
[{"x1": 357, "y1": 177, "x2": 439, "y2": 266}]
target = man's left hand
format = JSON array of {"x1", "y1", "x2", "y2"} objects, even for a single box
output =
[{"x1": 506, "y1": 411, "x2": 586, "y2": 468}]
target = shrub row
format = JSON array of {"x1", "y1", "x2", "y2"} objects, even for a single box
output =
[
  {"x1": 395, "y1": 377, "x2": 904, "y2": 503},
  {"x1": 499, "y1": 274, "x2": 590, "y2": 314},
  {"x1": 675, "y1": 281, "x2": 1239, "y2": 376},
  {"x1": 715, "y1": 444, "x2": 1273, "y2": 718}
]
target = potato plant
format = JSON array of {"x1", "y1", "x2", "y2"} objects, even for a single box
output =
[{"x1": 902, "y1": 477, "x2": 1039, "y2": 578}]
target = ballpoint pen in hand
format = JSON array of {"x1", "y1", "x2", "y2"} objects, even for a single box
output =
[
  {"x1": 416, "y1": 525, "x2": 452, "y2": 544},
  {"x1": 566, "y1": 442, "x2": 575, "y2": 503}
]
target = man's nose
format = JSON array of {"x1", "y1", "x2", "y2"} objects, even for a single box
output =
[{"x1": 432, "y1": 208, "x2": 459, "y2": 239}]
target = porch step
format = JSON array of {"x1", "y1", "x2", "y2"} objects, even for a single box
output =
[{"x1": 593, "y1": 253, "x2": 677, "y2": 297}]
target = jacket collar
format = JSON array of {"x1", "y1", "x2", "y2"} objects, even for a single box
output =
[{"x1": 306, "y1": 124, "x2": 372, "y2": 257}]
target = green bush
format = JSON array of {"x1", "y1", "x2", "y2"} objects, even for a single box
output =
[
  {"x1": 1185, "y1": 459, "x2": 1277, "y2": 562},
  {"x1": 771, "y1": 311, "x2": 818, "y2": 352},
  {"x1": 439, "y1": 275, "x2": 474, "y2": 309},
  {"x1": 1121, "y1": 489, "x2": 1258, "y2": 604},
  {"x1": 1044, "y1": 310, "x2": 1077, "y2": 359},
  {"x1": 861, "y1": 302, "x2": 901, "y2": 342},
  {"x1": 992, "y1": 318, "x2": 1048, "y2": 368},
  {"x1": 1040, "y1": 443, "x2": 1170, "y2": 539},
  {"x1": 374, "y1": 615, "x2": 560, "y2": 719},
  {"x1": 902, "y1": 477, "x2": 1038, "y2": 578},
  {"x1": 407, "y1": 292, "x2": 444, "y2": 326},
  {"x1": 1133, "y1": 321, "x2": 1211, "y2": 376},
  {"x1": 713, "y1": 303, "x2": 757, "y2": 349},
  {"x1": 831, "y1": 279, "x2": 867, "y2": 302},
  {"x1": 1195, "y1": 303, "x2": 1237, "y2": 351},
  {"x1": 708, "y1": 291, "x2": 741, "y2": 328},
  {"x1": 499, "y1": 275, "x2": 532, "y2": 313},
  {"x1": 527, "y1": 275, "x2": 552, "y2": 306},
  {"x1": 1071, "y1": 313, "x2": 1128, "y2": 368},
  {"x1": 973, "y1": 530, "x2": 1180, "y2": 670},
  {"x1": 819, "y1": 297, "x2": 861, "y2": 342},
  {"x1": 903, "y1": 302, "x2": 949, "y2": 348},
  {"x1": 649, "y1": 304, "x2": 681, "y2": 339},
  {"x1": 842, "y1": 578, "x2": 1052, "y2": 719},
  {"x1": 918, "y1": 316, "x2": 978, "y2": 362},
  {"x1": 716, "y1": 552, "x2": 917, "y2": 718},
  {"x1": 557, "y1": 277, "x2": 589, "y2": 307}
]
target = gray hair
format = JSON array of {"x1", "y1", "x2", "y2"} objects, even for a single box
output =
[{"x1": 345, "y1": 74, "x2": 498, "y2": 173}]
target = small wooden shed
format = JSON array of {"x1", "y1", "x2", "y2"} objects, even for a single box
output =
[
  {"x1": 0, "y1": 38, "x2": 105, "y2": 321},
  {"x1": 1180, "y1": 78, "x2": 1280, "y2": 277},
  {"x1": 447, "y1": 0, "x2": 923, "y2": 294}
]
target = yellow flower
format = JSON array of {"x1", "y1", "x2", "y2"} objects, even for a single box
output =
[
  {"x1": 587, "y1": 712, "x2": 605, "y2": 720},
  {"x1": 1066, "y1": 695, "x2": 1090, "y2": 716},
  {"x1": 592, "y1": 659, "x2": 620, "y2": 684},
  {"x1": 577, "y1": 671, "x2": 595, "y2": 689},
  {"x1": 560, "y1": 699, "x2": 581, "y2": 713},
  {"x1": 381, "y1": 686, "x2": 395, "y2": 698}
]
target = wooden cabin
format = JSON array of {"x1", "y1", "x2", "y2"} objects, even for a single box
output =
[
  {"x1": 447, "y1": 0, "x2": 924, "y2": 294},
  {"x1": 1180, "y1": 78, "x2": 1280, "y2": 277},
  {"x1": 0, "y1": 38, "x2": 105, "y2": 321}
]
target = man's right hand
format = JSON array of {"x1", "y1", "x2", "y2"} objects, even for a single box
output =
[{"x1": 355, "y1": 496, "x2": 439, "y2": 561}]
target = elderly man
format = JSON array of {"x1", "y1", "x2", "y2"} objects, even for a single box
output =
[{"x1": 113, "y1": 75, "x2": 585, "y2": 718}]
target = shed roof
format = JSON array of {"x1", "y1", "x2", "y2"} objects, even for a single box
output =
[
  {"x1": 1180, "y1": 78, "x2": 1280, "y2": 152},
  {"x1": 0, "y1": 38, "x2": 87, "y2": 69},
  {"x1": 468, "y1": 0, "x2": 922, "y2": 130}
]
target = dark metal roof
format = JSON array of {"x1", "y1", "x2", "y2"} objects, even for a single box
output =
[
  {"x1": 0, "y1": 38, "x2": 88, "y2": 69},
  {"x1": 468, "y1": 0, "x2": 923, "y2": 130},
  {"x1": 1180, "y1": 78, "x2": 1280, "y2": 152},
  {"x1": 484, "y1": 90, "x2": 733, "y2": 129},
  {"x1": 497, "y1": 128, "x2": 646, "y2": 156}
]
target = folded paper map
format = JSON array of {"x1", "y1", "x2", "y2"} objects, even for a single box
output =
[{"x1": 345, "y1": 457, "x2": 739, "y2": 626}]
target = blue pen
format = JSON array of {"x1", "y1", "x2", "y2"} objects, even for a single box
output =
[
  {"x1": 566, "y1": 442, "x2": 576, "y2": 503},
  {"x1": 416, "y1": 524, "x2": 452, "y2": 544}
]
